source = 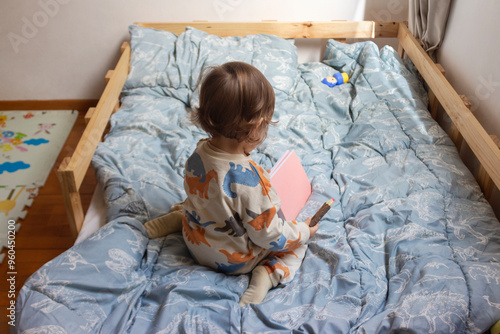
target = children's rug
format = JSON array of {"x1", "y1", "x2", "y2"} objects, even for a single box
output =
[{"x1": 0, "y1": 110, "x2": 78, "y2": 263}]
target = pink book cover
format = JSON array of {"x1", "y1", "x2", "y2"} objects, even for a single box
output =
[{"x1": 269, "y1": 150, "x2": 312, "y2": 221}]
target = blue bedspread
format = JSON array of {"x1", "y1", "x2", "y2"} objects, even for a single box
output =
[{"x1": 16, "y1": 25, "x2": 500, "y2": 333}]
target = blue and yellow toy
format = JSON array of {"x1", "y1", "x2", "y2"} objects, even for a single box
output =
[{"x1": 322, "y1": 72, "x2": 349, "y2": 87}]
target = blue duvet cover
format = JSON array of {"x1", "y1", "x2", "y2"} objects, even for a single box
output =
[{"x1": 16, "y1": 25, "x2": 500, "y2": 333}]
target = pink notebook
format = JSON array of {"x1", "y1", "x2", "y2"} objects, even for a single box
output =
[{"x1": 269, "y1": 150, "x2": 312, "y2": 221}]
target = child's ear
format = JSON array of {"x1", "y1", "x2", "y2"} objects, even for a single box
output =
[{"x1": 250, "y1": 118, "x2": 265, "y2": 137}]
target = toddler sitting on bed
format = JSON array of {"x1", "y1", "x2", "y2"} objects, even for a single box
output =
[{"x1": 145, "y1": 61, "x2": 318, "y2": 306}]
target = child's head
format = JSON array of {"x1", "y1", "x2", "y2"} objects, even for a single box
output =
[{"x1": 193, "y1": 61, "x2": 275, "y2": 144}]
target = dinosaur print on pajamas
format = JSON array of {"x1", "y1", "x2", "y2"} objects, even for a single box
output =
[
  {"x1": 263, "y1": 258, "x2": 290, "y2": 280},
  {"x1": 223, "y1": 162, "x2": 261, "y2": 198},
  {"x1": 216, "y1": 249, "x2": 256, "y2": 274},
  {"x1": 186, "y1": 152, "x2": 206, "y2": 181},
  {"x1": 215, "y1": 212, "x2": 246, "y2": 237},
  {"x1": 215, "y1": 261, "x2": 245, "y2": 274},
  {"x1": 182, "y1": 214, "x2": 211, "y2": 247},
  {"x1": 249, "y1": 160, "x2": 273, "y2": 196},
  {"x1": 246, "y1": 207, "x2": 276, "y2": 231},
  {"x1": 185, "y1": 152, "x2": 218, "y2": 199},
  {"x1": 185, "y1": 210, "x2": 216, "y2": 228}
]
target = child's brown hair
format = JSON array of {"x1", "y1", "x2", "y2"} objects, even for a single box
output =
[{"x1": 192, "y1": 61, "x2": 275, "y2": 143}]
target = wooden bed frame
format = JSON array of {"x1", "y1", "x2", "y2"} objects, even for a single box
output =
[{"x1": 57, "y1": 21, "x2": 500, "y2": 238}]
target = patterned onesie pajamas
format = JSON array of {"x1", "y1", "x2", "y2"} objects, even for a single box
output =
[{"x1": 182, "y1": 139, "x2": 311, "y2": 287}]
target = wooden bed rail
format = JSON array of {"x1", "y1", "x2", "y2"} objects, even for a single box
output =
[
  {"x1": 57, "y1": 21, "x2": 500, "y2": 238},
  {"x1": 57, "y1": 41, "x2": 130, "y2": 237},
  {"x1": 136, "y1": 21, "x2": 400, "y2": 39},
  {"x1": 397, "y1": 22, "x2": 500, "y2": 194}
]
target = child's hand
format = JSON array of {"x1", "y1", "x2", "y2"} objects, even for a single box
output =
[{"x1": 305, "y1": 217, "x2": 319, "y2": 238}]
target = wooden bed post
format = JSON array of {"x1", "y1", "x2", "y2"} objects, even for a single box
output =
[
  {"x1": 56, "y1": 157, "x2": 84, "y2": 237},
  {"x1": 57, "y1": 41, "x2": 131, "y2": 238}
]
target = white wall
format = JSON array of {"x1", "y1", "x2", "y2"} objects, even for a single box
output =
[
  {"x1": 437, "y1": 1, "x2": 500, "y2": 140},
  {"x1": 437, "y1": 1, "x2": 500, "y2": 218},
  {"x1": 0, "y1": 0, "x2": 408, "y2": 100}
]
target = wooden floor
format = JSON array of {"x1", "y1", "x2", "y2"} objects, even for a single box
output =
[{"x1": 0, "y1": 111, "x2": 96, "y2": 331}]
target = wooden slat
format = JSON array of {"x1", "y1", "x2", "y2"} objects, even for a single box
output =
[
  {"x1": 84, "y1": 107, "x2": 95, "y2": 124},
  {"x1": 85, "y1": 104, "x2": 117, "y2": 125},
  {"x1": 113, "y1": 101, "x2": 120, "y2": 114},
  {"x1": 448, "y1": 95, "x2": 472, "y2": 152},
  {"x1": 397, "y1": 43, "x2": 405, "y2": 58},
  {"x1": 397, "y1": 22, "x2": 500, "y2": 190},
  {"x1": 105, "y1": 70, "x2": 114, "y2": 84},
  {"x1": 87, "y1": 67, "x2": 119, "y2": 124},
  {"x1": 58, "y1": 42, "x2": 130, "y2": 194},
  {"x1": 85, "y1": 105, "x2": 117, "y2": 127},
  {"x1": 428, "y1": 63, "x2": 445, "y2": 119},
  {"x1": 477, "y1": 135, "x2": 500, "y2": 200},
  {"x1": 120, "y1": 41, "x2": 128, "y2": 52},
  {"x1": 136, "y1": 21, "x2": 400, "y2": 39},
  {"x1": 460, "y1": 94, "x2": 472, "y2": 110}
]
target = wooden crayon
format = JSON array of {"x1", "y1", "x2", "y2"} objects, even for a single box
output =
[{"x1": 309, "y1": 198, "x2": 334, "y2": 227}]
